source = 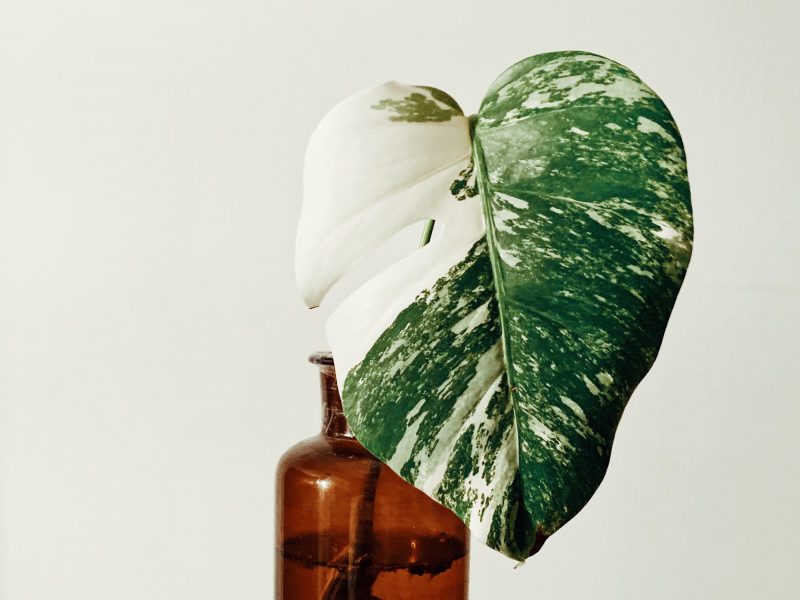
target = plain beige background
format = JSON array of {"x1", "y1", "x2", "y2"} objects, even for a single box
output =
[{"x1": 1, "y1": 0, "x2": 798, "y2": 598}]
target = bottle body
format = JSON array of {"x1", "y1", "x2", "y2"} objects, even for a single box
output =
[{"x1": 275, "y1": 353, "x2": 469, "y2": 599}]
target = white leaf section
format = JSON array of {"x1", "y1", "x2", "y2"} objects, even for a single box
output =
[{"x1": 296, "y1": 81, "x2": 485, "y2": 385}]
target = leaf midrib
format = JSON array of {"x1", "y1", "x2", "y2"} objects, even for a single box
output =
[{"x1": 471, "y1": 130, "x2": 525, "y2": 484}]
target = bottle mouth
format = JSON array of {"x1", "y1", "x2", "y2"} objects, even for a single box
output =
[{"x1": 308, "y1": 351, "x2": 334, "y2": 366}]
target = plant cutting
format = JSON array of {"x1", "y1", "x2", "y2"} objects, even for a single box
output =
[{"x1": 282, "y1": 49, "x2": 692, "y2": 596}]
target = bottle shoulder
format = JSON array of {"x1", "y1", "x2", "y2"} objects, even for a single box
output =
[{"x1": 276, "y1": 434, "x2": 376, "y2": 477}]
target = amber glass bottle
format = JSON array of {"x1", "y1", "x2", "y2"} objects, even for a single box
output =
[{"x1": 275, "y1": 352, "x2": 469, "y2": 599}]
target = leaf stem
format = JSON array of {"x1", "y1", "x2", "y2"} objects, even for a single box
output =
[
  {"x1": 419, "y1": 219, "x2": 435, "y2": 247},
  {"x1": 321, "y1": 461, "x2": 383, "y2": 599}
]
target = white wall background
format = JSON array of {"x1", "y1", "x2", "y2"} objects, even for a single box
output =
[{"x1": 1, "y1": 1, "x2": 798, "y2": 598}]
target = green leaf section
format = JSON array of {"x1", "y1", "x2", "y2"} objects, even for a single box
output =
[
  {"x1": 343, "y1": 238, "x2": 537, "y2": 557},
  {"x1": 343, "y1": 51, "x2": 692, "y2": 559},
  {"x1": 371, "y1": 87, "x2": 462, "y2": 122}
]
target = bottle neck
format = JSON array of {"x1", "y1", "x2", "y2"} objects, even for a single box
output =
[{"x1": 317, "y1": 362, "x2": 354, "y2": 438}]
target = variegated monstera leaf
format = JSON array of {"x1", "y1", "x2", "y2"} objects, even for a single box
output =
[{"x1": 295, "y1": 51, "x2": 692, "y2": 560}]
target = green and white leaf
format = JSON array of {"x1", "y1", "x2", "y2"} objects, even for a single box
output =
[{"x1": 295, "y1": 52, "x2": 693, "y2": 560}]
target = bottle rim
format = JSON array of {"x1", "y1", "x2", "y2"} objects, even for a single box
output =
[{"x1": 308, "y1": 351, "x2": 334, "y2": 366}]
